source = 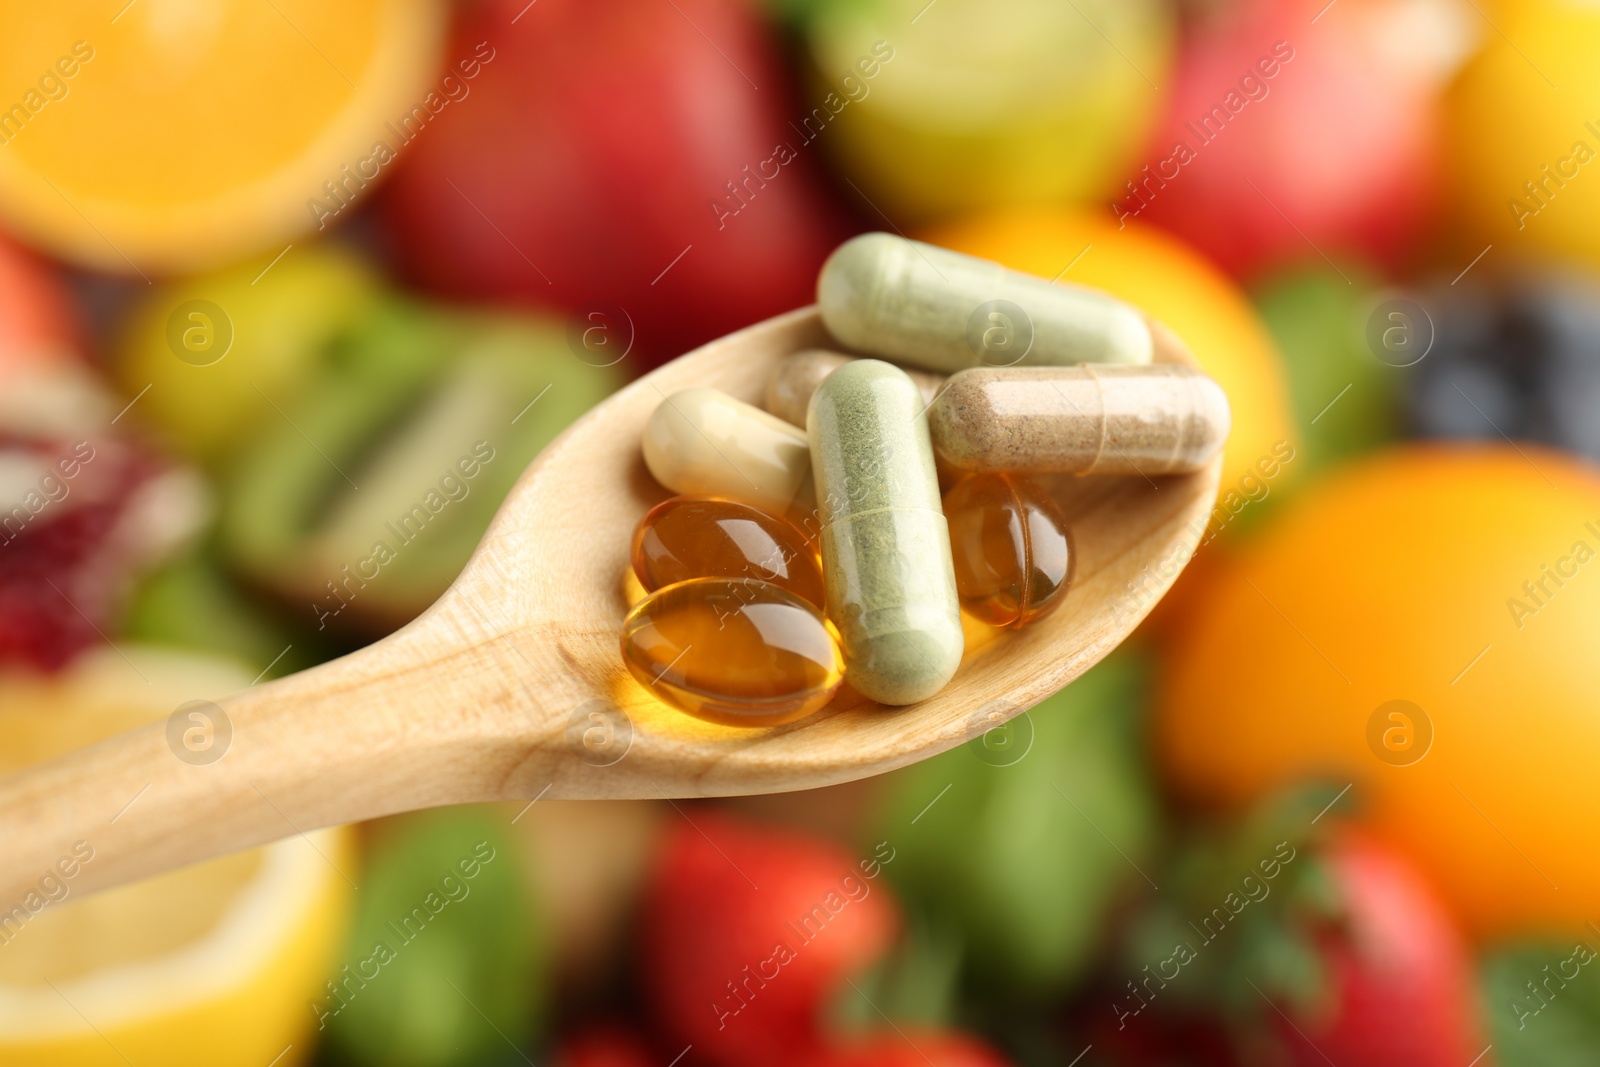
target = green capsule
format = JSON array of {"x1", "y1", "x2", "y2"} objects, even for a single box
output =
[
  {"x1": 807, "y1": 359, "x2": 963, "y2": 705},
  {"x1": 818, "y1": 232, "x2": 1153, "y2": 373}
]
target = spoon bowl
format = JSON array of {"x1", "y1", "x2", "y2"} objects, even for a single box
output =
[{"x1": 0, "y1": 306, "x2": 1221, "y2": 900}]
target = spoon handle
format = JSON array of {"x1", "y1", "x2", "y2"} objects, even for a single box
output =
[{"x1": 0, "y1": 626, "x2": 547, "y2": 904}]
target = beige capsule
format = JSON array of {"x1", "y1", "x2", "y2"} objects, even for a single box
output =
[
  {"x1": 818, "y1": 232, "x2": 1153, "y2": 373},
  {"x1": 764, "y1": 348, "x2": 944, "y2": 427},
  {"x1": 642, "y1": 388, "x2": 814, "y2": 515},
  {"x1": 928, "y1": 365, "x2": 1231, "y2": 476}
]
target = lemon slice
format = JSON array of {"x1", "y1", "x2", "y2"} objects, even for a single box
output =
[
  {"x1": 0, "y1": 0, "x2": 445, "y2": 273},
  {"x1": 0, "y1": 648, "x2": 354, "y2": 1067}
]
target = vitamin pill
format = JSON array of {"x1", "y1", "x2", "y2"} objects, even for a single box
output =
[
  {"x1": 620, "y1": 578, "x2": 844, "y2": 726},
  {"x1": 765, "y1": 349, "x2": 944, "y2": 427},
  {"x1": 630, "y1": 495, "x2": 824, "y2": 608},
  {"x1": 808, "y1": 359, "x2": 963, "y2": 705},
  {"x1": 643, "y1": 388, "x2": 814, "y2": 516},
  {"x1": 818, "y1": 232, "x2": 1153, "y2": 373},
  {"x1": 944, "y1": 473, "x2": 1072, "y2": 628},
  {"x1": 929, "y1": 365, "x2": 1230, "y2": 476}
]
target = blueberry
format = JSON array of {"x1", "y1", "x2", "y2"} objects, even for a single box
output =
[{"x1": 1404, "y1": 269, "x2": 1600, "y2": 460}]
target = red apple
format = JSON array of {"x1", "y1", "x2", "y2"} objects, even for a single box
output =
[
  {"x1": 0, "y1": 231, "x2": 76, "y2": 374},
  {"x1": 381, "y1": 0, "x2": 852, "y2": 367},
  {"x1": 1125, "y1": 0, "x2": 1461, "y2": 279}
]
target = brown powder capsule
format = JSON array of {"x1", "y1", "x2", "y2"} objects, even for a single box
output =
[
  {"x1": 764, "y1": 349, "x2": 943, "y2": 427},
  {"x1": 928, "y1": 365, "x2": 1231, "y2": 476}
]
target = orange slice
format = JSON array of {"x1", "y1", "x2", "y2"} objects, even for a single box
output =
[
  {"x1": 0, "y1": 0, "x2": 445, "y2": 273},
  {"x1": 0, "y1": 648, "x2": 355, "y2": 1066}
]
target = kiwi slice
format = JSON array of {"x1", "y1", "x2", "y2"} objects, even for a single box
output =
[{"x1": 222, "y1": 299, "x2": 620, "y2": 632}]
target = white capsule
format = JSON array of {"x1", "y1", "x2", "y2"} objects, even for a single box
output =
[{"x1": 642, "y1": 388, "x2": 813, "y2": 516}]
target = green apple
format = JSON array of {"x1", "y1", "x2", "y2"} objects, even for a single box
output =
[
  {"x1": 114, "y1": 244, "x2": 381, "y2": 464},
  {"x1": 804, "y1": 0, "x2": 1174, "y2": 220}
]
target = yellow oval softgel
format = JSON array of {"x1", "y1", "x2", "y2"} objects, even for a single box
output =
[
  {"x1": 620, "y1": 577, "x2": 844, "y2": 727},
  {"x1": 945, "y1": 472, "x2": 1073, "y2": 629},
  {"x1": 630, "y1": 495, "x2": 824, "y2": 608}
]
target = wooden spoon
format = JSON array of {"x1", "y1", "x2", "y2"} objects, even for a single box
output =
[{"x1": 0, "y1": 306, "x2": 1221, "y2": 901}]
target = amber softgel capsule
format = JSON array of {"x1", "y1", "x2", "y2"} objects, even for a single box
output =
[
  {"x1": 630, "y1": 495, "x2": 824, "y2": 608},
  {"x1": 944, "y1": 473, "x2": 1073, "y2": 628},
  {"x1": 620, "y1": 578, "x2": 844, "y2": 727}
]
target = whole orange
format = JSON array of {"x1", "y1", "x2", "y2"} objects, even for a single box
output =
[
  {"x1": 1155, "y1": 445, "x2": 1600, "y2": 940},
  {"x1": 922, "y1": 210, "x2": 1297, "y2": 506},
  {"x1": 1445, "y1": 1, "x2": 1600, "y2": 268}
]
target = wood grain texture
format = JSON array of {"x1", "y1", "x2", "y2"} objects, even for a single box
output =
[{"x1": 0, "y1": 306, "x2": 1222, "y2": 901}]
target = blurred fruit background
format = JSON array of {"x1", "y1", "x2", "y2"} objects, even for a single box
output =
[{"x1": 0, "y1": 0, "x2": 1595, "y2": 1063}]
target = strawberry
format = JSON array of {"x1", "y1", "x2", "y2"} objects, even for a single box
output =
[
  {"x1": 1075, "y1": 1007, "x2": 1239, "y2": 1067},
  {"x1": 1104, "y1": 797, "x2": 1482, "y2": 1067},
  {"x1": 800, "y1": 1030, "x2": 1012, "y2": 1067},
  {"x1": 552, "y1": 1029, "x2": 657, "y2": 1067},
  {"x1": 1256, "y1": 828, "x2": 1483, "y2": 1067},
  {"x1": 640, "y1": 810, "x2": 899, "y2": 1067}
]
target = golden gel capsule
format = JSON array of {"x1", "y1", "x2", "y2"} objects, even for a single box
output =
[
  {"x1": 945, "y1": 473, "x2": 1072, "y2": 629},
  {"x1": 808, "y1": 359, "x2": 963, "y2": 705},
  {"x1": 818, "y1": 232, "x2": 1153, "y2": 373},
  {"x1": 929, "y1": 365, "x2": 1231, "y2": 476},
  {"x1": 764, "y1": 349, "x2": 944, "y2": 427},
  {"x1": 620, "y1": 578, "x2": 843, "y2": 727},
  {"x1": 630, "y1": 495, "x2": 824, "y2": 608},
  {"x1": 642, "y1": 388, "x2": 814, "y2": 515}
]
